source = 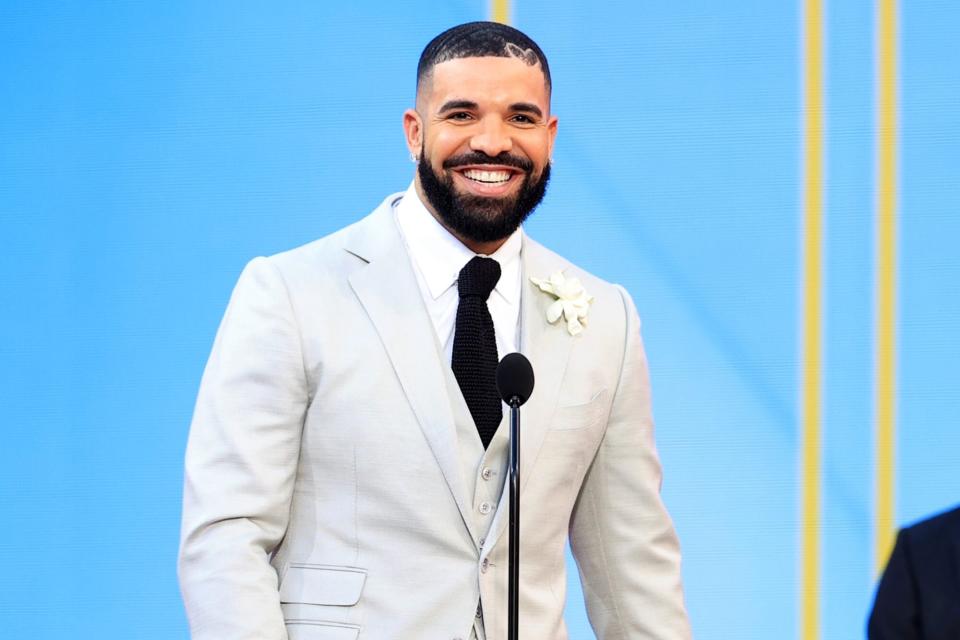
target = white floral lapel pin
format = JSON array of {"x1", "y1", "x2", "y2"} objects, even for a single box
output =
[{"x1": 530, "y1": 270, "x2": 594, "y2": 336}]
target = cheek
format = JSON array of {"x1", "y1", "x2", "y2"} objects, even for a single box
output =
[
  {"x1": 427, "y1": 128, "x2": 469, "y2": 159},
  {"x1": 518, "y1": 132, "x2": 553, "y2": 163}
]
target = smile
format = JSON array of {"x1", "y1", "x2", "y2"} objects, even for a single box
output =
[{"x1": 462, "y1": 169, "x2": 512, "y2": 184}]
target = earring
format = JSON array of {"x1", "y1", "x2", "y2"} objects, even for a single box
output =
[{"x1": 410, "y1": 151, "x2": 418, "y2": 163}]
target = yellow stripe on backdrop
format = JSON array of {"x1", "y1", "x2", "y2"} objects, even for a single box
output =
[
  {"x1": 801, "y1": 0, "x2": 824, "y2": 638},
  {"x1": 492, "y1": 0, "x2": 510, "y2": 24},
  {"x1": 875, "y1": 0, "x2": 899, "y2": 574}
]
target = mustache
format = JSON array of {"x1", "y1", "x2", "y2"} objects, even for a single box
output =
[{"x1": 442, "y1": 152, "x2": 534, "y2": 172}]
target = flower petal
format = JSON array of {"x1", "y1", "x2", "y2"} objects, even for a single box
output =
[
  {"x1": 546, "y1": 300, "x2": 564, "y2": 323},
  {"x1": 561, "y1": 278, "x2": 585, "y2": 300},
  {"x1": 529, "y1": 276, "x2": 554, "y2": 295}
]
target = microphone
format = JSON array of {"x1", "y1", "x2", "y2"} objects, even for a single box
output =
[
  {"x1": 496, "y1": 352, "x2": 535, "y2": 407},
  {"x1": 496, "y1": 352, "x2": 534, "y2": 640}
]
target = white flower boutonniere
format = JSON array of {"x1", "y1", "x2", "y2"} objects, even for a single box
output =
[{"x1": 530, "y1": 270, "x2": 594, "y2": 336}]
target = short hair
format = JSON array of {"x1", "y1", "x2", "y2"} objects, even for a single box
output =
[{"x1": 417, "y1": 21, "x2": 551, "y2": 93}]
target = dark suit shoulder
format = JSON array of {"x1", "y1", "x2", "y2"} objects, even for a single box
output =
[
  {"x1": 900, "y1": 504, "x2": 960, "y2": 604},
  {"x1": 899, "y1": 505, "x2": 960, "y2": 640},
  {"x1": 904, "y1": 505, "x2": 960, "y2": 544}
]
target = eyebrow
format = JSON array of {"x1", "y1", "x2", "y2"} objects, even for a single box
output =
[
  {"x1": 438, "y1": 99, "x2": 478, "y2": 113},
  {"x1": 510, "y1": 102, "x2": 543, "y2": 118}
]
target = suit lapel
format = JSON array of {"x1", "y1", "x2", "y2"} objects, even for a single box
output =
[
  {"x1": 485, "y1": 236, "x2": 576, "y2": 553},
  {"x1": 345, "y1": 198, "x2": 476, "y2": 538}
]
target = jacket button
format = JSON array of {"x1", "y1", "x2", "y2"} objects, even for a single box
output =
[
  {"x1": 479, "y1": 502, "x2": 492, "y2": 514},
  {"x1": 481, "y1": 558, "x2": 490, "y2": 573},
  {"x1": 476, "y1": 604, "x2": 482, "y2": 618}
]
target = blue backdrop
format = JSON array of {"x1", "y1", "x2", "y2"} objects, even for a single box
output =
[{"x1": 1, "y1": 2, "x2": 958, "y2": 638}]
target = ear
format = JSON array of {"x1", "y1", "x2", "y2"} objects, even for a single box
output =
[
  {"x1": 546, "y1": 114, "x2": 559, "y2": 159},
  {"x1": 402, "y1": 109, "x2": 423, "y2": 159}
]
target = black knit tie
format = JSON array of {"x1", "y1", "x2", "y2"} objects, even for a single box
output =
[{"x1": 452, "y1": 256, "x2": 502, "y2": 449}]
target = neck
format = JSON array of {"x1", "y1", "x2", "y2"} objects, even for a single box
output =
[{"x1": 453, "y1": 233, "x2": 508, "y2": 256}]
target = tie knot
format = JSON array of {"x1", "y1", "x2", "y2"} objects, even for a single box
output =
[{"x1": 458, "y1": 256, "x2": 501, "y2": 300}]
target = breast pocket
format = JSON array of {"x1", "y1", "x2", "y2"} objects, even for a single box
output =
[{"x1": 549, "y1": 389, "x2": 608, "y2": 431}]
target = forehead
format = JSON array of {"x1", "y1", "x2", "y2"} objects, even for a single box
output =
[{"x1": 421, "y1": 56, "x2": 550, "y2": 110}]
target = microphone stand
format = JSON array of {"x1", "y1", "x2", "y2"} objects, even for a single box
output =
[
  {"x1": 496, "y1": 352, "x2": 533, "y2": 640},
  {"x1": 507, "y1": 395, "x2": 521, "y2": 640}
]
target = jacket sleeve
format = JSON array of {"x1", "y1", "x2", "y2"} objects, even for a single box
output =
[
  {"x1": 178, "y1": 257, "x2": 309, "y2": 640},
  {"x1": 569, "y1": 285, "x2": 691, "y2": 639}
]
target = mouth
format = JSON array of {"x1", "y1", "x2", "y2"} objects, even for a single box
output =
[
  {"x1": 462, "y1": 168, "x2": 512, "y2": 184},
  {"x1": 451, "y1": 165, "x2": 524, "y2": 196}
]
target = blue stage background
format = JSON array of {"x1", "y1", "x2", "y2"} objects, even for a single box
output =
[{"x1": 1, "y1": 2, "x2": 958, "y2": 638}]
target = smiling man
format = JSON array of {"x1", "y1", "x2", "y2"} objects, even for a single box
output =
[
  {"x1": 407, "y1": 50, "x2": 555, "y2": 256},
  {"x1": 179, "y1": 22, "x2": 691, "y2": 640}
]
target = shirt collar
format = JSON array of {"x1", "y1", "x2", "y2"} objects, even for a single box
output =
[{"x1": 395, "y1": 182, "x2": 522, "y2": 304}]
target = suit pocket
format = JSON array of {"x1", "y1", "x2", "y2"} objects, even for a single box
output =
[
  {"x1": 285, "y1": 620, "x2": 360, "y2": 640},
  {"x1": 279, "y1": 563, "x2": 367, "y2": 606},
  {"x1": 549, "y1": 389, "x2": 608, "y2": 431}
]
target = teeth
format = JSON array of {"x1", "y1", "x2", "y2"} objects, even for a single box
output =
[{"x1": 463, "y1": 169, "x2": 511, "y2": 184}]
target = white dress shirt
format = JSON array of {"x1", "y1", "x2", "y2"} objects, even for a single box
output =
[{"x1": 394, "y1": 182, "x2": 521, "y2": 365}]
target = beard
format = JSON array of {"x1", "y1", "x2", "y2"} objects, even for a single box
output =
[{"x1": 417, "y1": 151, "x2": 551, "y2": 244}]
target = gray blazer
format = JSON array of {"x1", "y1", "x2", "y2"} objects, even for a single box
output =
[{"x1": 178, "y1": 194, "x2": 691, "y2": 639}]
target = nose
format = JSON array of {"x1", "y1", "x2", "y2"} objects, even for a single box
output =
[{"x1": 469, "y1": 116, "x2": 513, "y2": 158}]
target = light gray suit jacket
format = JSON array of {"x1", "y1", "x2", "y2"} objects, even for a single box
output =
[{"x1": 178, "y1": 194, "x2": 691, "y2": 639}]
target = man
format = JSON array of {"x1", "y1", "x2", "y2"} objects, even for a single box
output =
[
  {"x1": 868, "y1": 505, "x2": 960, "y2": 639},
  {"x1": 179, "y1": 21, "x2": 690, "y2": 640}
]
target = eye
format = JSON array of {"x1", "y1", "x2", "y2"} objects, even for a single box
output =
[
  {"x1": 510, "y1": 113, "x2": 537, "y2": 125},
  {"x1": 447, "y1": 111, "x2": 474, "y2": 121}
]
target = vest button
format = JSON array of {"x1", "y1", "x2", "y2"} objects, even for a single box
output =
[{"x1": 481, "y1": 466, "x2": 493, "y2": 480}]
